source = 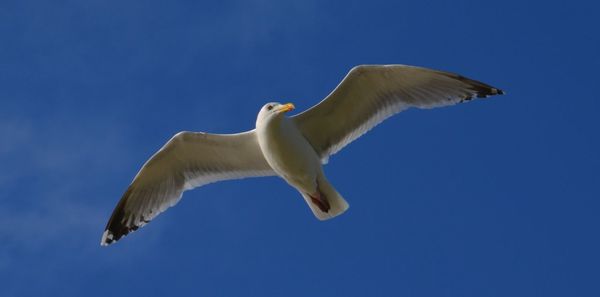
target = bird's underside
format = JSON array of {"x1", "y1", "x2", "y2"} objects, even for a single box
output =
[{"x1": 101, "y1": 64, "x2": 504, "y2": 246}]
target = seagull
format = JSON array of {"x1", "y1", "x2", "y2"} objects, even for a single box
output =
[{"x1": 101, "y1": 64, "x2": 504, "y2": 246}]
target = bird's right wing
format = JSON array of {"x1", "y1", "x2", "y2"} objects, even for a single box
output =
[
  {"x1": 101, "y1": 130, "x2": 275, "y2": 246},
  {"x1": 292, "y1": 65, "x2": 504, "y2": 161}
]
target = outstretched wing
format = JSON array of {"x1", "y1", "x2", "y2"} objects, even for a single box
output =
[
  {"x1": 101, "y1": 130, "x2": 274, "y2": 246},
  {"x1": 292, "y1": 64, "x2": 504, "y2": 160}
]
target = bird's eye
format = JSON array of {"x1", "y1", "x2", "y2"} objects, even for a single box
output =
[{"x1": 267, "y1": 105, "x2": 273, "y2": 111}]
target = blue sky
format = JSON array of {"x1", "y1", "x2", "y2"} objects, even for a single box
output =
[{"x1": 1, "y1": 0, "x2": 599, "y2": 296}]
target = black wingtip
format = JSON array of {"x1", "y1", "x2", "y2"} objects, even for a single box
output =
[
  {"x1": 101, "y1": 227, "x2": 137, "y2": 246},
  {"x1": 441, "y1": 71, "x2": 504, "y2": 100},
  {"x1": 100, "y1": 187, "x2": 136, "y2": 246},
  {"x1": 472, "y1": 84, "x2": 504, "y2": 98},
  {"x1": 101, "y1": 230, "x2": 116, "y2": 246}
]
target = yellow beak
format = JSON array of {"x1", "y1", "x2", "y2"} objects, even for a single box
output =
[{"x1": 278, "y1": 102, "x2": 295, "y2": 113}]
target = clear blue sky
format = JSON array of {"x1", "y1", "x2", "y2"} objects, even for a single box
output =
[{"x1": 1, "y1": 0, "x2": 599, "y2": 296}]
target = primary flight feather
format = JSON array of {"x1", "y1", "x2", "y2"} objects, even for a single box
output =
[{"x1": 101, "y1": 64, "x2": 504, "y2": 246}]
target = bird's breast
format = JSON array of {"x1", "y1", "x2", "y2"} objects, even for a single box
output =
[{"x1": 257, "y1": 118, "x2": 321, "y2": 190}]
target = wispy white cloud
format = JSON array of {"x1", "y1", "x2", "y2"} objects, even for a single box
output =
[
  {"x1": 0, "y1": 117, "x2": 32, "y2": 155},
  {"x1": 0, "y1": 113, "x2": 147, "y2": 266}
]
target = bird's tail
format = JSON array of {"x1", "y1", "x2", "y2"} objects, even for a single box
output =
[{"x1": 300, "y1": 176, "x2": 349, "y2": 220}]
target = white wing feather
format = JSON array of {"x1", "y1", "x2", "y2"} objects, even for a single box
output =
[
  {"x1": 292, "y1": 65, "x2": 504, "y2": 160},
  {"x1": 101, "y1": 130, "x2": 274, "y2": 245}
]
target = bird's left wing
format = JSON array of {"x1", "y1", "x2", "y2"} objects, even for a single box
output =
[
  {"x1": 292, "y1": 65, "x2": 504, "y2": 161},
  {"x1": 101, "y1": 130, "x2": 274, "y2": 246}
]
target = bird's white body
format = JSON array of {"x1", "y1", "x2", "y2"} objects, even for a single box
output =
[
  {"x1": 101, "y1": 64, "x2": 504, "y2": 246},
  {"x1": 256, "y1": 104, "x2": 348, "y2": 219},
  {"x1": 257, "y1": 112, "x2": 319, "y2": 192}
]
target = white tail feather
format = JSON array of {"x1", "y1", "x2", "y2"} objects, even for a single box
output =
[{"x1": 300, "y1": 177, "x2": 349, "y2": 220}]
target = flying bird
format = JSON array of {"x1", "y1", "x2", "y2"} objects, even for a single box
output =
[{"x1": 101, "y1": 64, "x2": 504, "y2": 246}]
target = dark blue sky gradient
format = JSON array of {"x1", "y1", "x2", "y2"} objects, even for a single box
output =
[{"x1": 1, "y1": 1, "x2": 599, "y2": 296}]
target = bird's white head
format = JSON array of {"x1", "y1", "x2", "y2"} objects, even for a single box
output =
[{"x1": 255, "y1": 102, "x2": 295, "y2": 129}]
